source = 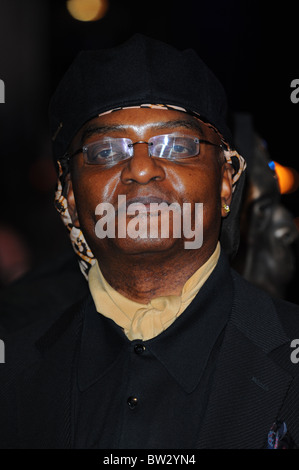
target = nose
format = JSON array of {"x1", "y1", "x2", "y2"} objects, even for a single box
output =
[
  {"x1": 273, "y1": 205, "x2": 299, "y2": 245},
  {"x1": 121, "y1": 142, "x2": 166, "y2": 185}
]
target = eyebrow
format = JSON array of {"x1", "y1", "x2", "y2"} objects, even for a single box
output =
[
  {"x1": 152, "y1": 119, "x2": 205, "y2": 135},
  {"x1": 79, "y1": 119, "x2": 205, "y2": 145}
]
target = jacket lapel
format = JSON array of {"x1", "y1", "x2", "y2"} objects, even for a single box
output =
[
  {"x1": 197, "y1": 272, "x2": 294, "y2": 449},
  {"x1": 197, "y1": 322, "x2": 293, "y2": 448}
]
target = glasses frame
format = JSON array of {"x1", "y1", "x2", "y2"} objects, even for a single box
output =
[{"x1": 63, "y1": 133, "x2": 224, "y2": 166}]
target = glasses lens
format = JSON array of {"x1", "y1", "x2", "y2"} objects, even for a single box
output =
[
  {"x1": 83, "y1": 138, "x2": 133, "y2": 165},
  {"x1": 149, "y1": 135, "x2": 200, "y2": 160}
]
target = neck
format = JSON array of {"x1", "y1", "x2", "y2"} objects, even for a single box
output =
[{"x1": 96, "y1": 242, "x2": 218, "y2": 304}]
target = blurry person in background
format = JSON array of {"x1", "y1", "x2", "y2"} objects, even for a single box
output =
[
  {"x1": 233, "y1": 134, "x2": 299, "y2": 299},
  {"x1": 0, "y1": 225, "x2": 31, "y2": 288},
  {"x1": 1, "y1": 35, "x2": 299, "y2": 450}
]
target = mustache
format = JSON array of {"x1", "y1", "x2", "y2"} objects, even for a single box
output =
[{"x1": 114, "y1": 195, "x2": 178, "y2": 216}]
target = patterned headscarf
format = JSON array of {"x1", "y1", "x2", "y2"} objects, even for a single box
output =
[{"x1": 54, "y1": 104, "x2": 246, "y2": 280}]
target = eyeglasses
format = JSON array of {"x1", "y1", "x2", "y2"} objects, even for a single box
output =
[{"x1": 66, "y1": 134, "x2": 223, "y2": 166}]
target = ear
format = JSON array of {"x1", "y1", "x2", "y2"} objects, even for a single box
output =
[
  {"x1": 66, "y1": 175, "x2": 80, "y2": 228},
  {"x1": 220, "y1": 162, "x2": 233, "y2": 217}
]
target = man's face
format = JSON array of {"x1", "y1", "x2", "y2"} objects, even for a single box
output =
[{"x1": 67, "y1": 108, "x2": 232, "y2": 264}]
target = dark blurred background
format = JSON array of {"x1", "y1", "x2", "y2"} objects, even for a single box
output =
[{"x1": 0, "y1": 0, "x2": 298, "y2": 299}]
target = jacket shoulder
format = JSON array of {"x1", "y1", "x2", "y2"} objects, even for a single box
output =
[
  {"x1": 231, "y1": 268, "x2": 299, "y2": 378},
  {"x1": 231, "y1": 268, "x2": 299, "y2": 336},
  {"x1": 272, "y1": 297, "x2": 299, "y2": 338},
  {"x1": 0, "y1": 250, "x2": 89, "y2": 335}
]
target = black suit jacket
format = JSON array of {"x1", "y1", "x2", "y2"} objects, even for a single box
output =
[{"x1": 1, "y1": 254, "x2": 299, "y2": 449}]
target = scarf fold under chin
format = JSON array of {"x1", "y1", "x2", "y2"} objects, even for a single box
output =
[{"x1": 88, "y1": 243, "x2": 220, "y2": 341}]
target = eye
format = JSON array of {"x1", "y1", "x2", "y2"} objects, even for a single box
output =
[
  {"x1": 172, "y1": 144, "x2": 190, "y2": 154},
  {"x1": 84, "y1": 141, "x2": 125, "y2": 164},
  {"x1": 97, "y1": 147, "x2": 116, "y2": 159},
  {"x1": 254, "y1": 197, "x2": 273, "y2": 217},
  {"x1": 170, "y1": 137, "x2": 198, "y2": 158},
  {"x1": 151, "y1": 136, "x2": 198, "y2": 159}
]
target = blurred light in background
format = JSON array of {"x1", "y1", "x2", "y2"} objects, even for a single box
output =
[
  {"x1": 66, "y1": 0, "x2": 109, "y2": 22},
  {"x1": 273, "y1": 161, "x2": 299, "y2": 195}
]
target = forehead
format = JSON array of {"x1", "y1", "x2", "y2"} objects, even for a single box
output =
[{"x1": 75, "y1": 108, "x2": 213, "y2": 143}]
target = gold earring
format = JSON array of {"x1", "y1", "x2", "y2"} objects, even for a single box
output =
[{"x1": 223, "y1": 203, "x2": 230, "y2": 214}]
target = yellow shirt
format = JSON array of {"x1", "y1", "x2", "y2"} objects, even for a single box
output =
[{"x1": 88, "y1": 242, "x2": 220, "y2": 341}]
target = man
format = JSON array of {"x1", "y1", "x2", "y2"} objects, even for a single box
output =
[{"x1": 1, "y1": 34, "x2": 299, "y2": 449}]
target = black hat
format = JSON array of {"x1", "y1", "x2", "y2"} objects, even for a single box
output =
[{"x1": 50, "y1": 34, "x2": 232, "y2": 159}]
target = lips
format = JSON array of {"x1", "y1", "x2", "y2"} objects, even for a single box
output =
[
  {"x1": 126, "y1": 196, "x2": 171, "y2": 215},
  {"x1": 113, "y1": 195, "x2": 173, "y2": 217}
]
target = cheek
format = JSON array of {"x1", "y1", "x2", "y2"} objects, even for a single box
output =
[
  {"x1": 177, "y1": 166, "x2": 223, "y2": 235},
  {"x1": 71, "y1": 169, "x2": 121, "y2": 229},
  {"x1": 169, "y1": 165, "x2": 222, "y2": 206}
]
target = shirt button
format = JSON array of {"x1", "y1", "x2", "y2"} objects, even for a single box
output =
[
  {"x1": 127, "y1": 396, "x2": 138, "y2": 409},
  {"x1": 134, "y1": 344, "x2": 145, "y2": 355}
]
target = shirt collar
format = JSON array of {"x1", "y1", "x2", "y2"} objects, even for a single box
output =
[
  {"x1": 77, "y1": 250, "x2": 233, "y2": 393},
  {"x1": 88, "y1": 243, "x2": 221, "y2": 342}
]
